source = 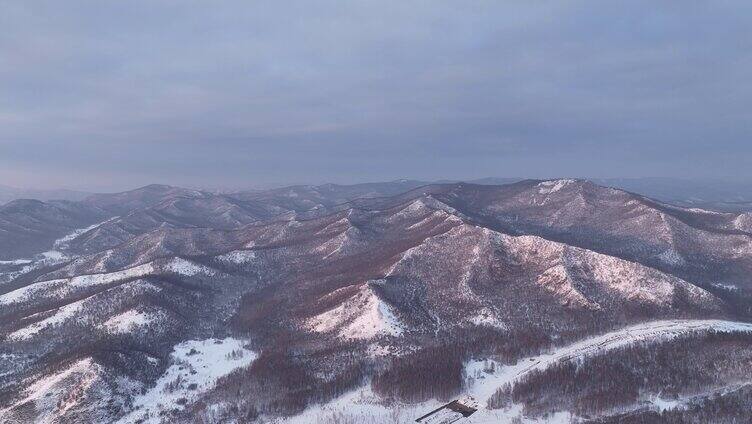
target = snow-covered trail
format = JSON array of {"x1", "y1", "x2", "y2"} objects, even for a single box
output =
[
  {"x1": 278, "y1": 319, "x2": 752, "y2": 424},
  {"x1": 466, "y1": 319, "x2": 752, "y2": 406},
  {"x1": 52, "y1": 217, "x2": 118, "y2": 251}
]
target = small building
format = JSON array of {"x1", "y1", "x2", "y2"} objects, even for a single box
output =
[{"x1": 415, "y1": 396, "x2": 479, "y2": 424}]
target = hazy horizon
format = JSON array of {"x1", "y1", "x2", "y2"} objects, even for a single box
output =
[
  {"x1": 2, "y1": 175, "x2": 752, "y2": 196},
  {"x1": 3, "y1": 2, "x2": 752, "y2": 191}
]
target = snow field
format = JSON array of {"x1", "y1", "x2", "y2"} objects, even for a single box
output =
[{"x1": 117, "y1": 338, "x2": 257, "y2": 424}]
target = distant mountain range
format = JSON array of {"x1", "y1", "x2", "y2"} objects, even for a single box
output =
[
  {"x1": 1, "y1": 179, "x2": 752, "y2": 423},
  {"x1": 5, "y1": 177, "x2": 752, "y2": 212},
  {"x1": 0, "y1": 185, "x2": 91, "y2": 205}
]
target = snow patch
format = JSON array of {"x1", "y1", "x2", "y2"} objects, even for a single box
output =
[
  {"x1": 162, "y1": 257, "x2": 215, "y2": 276},
  {"x1": 0, "y1": 259, "x2": 32, "y2": 265},
  {"x1": 657, "y1": 248, "x2": 686, "y2": 266},
  {"x1": 650, "y1": 395, "x2": 681, "y2": 412},
  {"x1": 405, "y1": 210, "x2": 453, "y2": 230},
  {"x1": 685, "y1": 207, "x2": 724, "y2": 216},
  {"x1": 537, "y1": 179, "x2": 576, "y2": 195},
  {"x1": 467, "y1": 309, "x2": 507, "y2": 330},
  {"x1": 39, "y1": 250, "x2": 68, "y2": 263},
  {"x1": 711, "y1": 282, "x2": 739, "y2": 292},
  {"x1": 216, "y1": 249, "x2": 256, "y2": 264},
  {"x1": 100, "y1": 309, "x2": 153, "y2": 334},
  {"x1": 70, "y1": 262, "x2": 156, "y2": 289},
  {"x1": 308, "y1": 284, "x2": 403, "y2": 340},
  {"x1": 117, "y1": 338, "x2": 257, "y2": 424}
]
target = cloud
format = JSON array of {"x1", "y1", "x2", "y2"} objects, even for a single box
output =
[{"x1": 1, "y1": 1, "x2": 751, "y2": 190}]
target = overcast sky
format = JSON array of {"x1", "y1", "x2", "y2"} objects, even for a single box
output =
[{"x1": 1, "y1": 1, "x2": 751, "y2": 191}]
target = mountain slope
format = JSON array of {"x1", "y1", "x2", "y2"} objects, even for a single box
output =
[
  {"x1": 1, "y1": 179, "x2": 752, "y2": 423},
  {"x1": 0, "y1": 199, "x2": 106, "y2": 260}
]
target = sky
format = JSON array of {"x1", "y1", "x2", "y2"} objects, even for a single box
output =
[{"x1": 1, "y1": 1, "x2": 751, "y2": 191}]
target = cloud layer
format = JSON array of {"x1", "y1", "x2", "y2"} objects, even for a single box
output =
[{"x1": 1, "y1": 1, "x2": 750, "y2": 190}]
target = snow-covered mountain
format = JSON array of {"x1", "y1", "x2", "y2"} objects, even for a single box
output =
[{"x1": 2, "y1": 179, "x2": 752, "y2": 423}]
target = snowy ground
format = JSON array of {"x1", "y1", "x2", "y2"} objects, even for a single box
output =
[
  {"x1": 162, "y1": 257, "x2": 216, "y2": 276},
  {"x1": 117, "y1": 338, "x2": 257, "y2": 424},
  {"x1": 307, "y1": 283, "x2": 403, "y2": 340},
  {"x1": 276, "y1": 319, "x2": 752, "y2": 424},
  {"x1": 100, "y1": 309, "x2": 156, "y2": 334},
  {"x1": 216, "y1": 249, "x2": 257, "y2": 264}
]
